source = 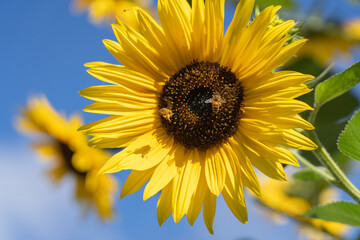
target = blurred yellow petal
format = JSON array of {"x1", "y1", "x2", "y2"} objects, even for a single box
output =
[{"x1": 18, "y1": 96, "x2": 118, "y2": 220}]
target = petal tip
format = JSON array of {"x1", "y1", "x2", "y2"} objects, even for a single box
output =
[
  {"x1": 143, "y1": 190, "x2": 151, "y2": 201},
  {"x1": 120, "y1": 190, "x2": 127, "y2": 199}
]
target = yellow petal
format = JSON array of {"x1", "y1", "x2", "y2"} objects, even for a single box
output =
[
  {"x1": 236, "y1": 134, "x2": 287, "y2": 181},
  {"x1": 205, "y1": 147, "x2": 226, "y2": 196},
  {"x1": 47, "y1": 165, "x2": 67, "y2": 182},
  {"x1": 263, "y1": 39, "x2": 307, "y2": 74},
  {"x1": 143, "y1": 151, "x2": 177, "y2": 200},
  {"x1": 240, "y1": 118, "x2": 281, "y2": 140},
  {"x1": 220, "y1": 144, "x2": 247, "y2": 206},
  {"x1": 79, "y1": 115, "x2": 155, "y2": 138},
  {"x1": 262, "y1": 20, "x2": 295, "y2": 46},
  {"x1": 225, "y1": 139, "x2": 261, "y2": 197},
  {"x1": 158, "y1": 0, "x2": 192, "y2": 65},
  {"x1": 172, "y1": 150, "x2": 201, "y2": 223},
  {"x1": 245, "y1": 114, "x2": 314, "y2": 130},
  {"x1": 238, "y1": 131, "x2": 299, "y2": 167},
  {"x1": 111, "y1": 22, "x2": 169, "y2": 80},
  {"x1": 235, "y1": 6, "x2": 276, "y2": 66},
  {"x1": 190, "y1": 0, "x2": 205, "y2": 59},
  {"x1": 267, "y1": 85, "x2": 313, "y2": 99},
  {"x1": 222, "y1": 177, "x2": 248, "y2": 223},
  {"x1": 84, "y1": 61, "x2": 113, "y2": 68},
  {"x1": 203, "y1": 190, "x2": 216, "y2": 235},
  {"x1": 120, "y1": 168, "x2": 154, "y2": 198},
  {"x1": 135, "y1": 8, "x2": 180, "y2": 74},
  {"x1": 244, "y1": 71, "x2": 314, "y2": 95},
  {"x1": 84, "y1": 102, "x2": 156, "y2": 116},
  {"x1": 157, "y1": 183, "x2": 173, "y2": 226},
  {"x1": 219, "y1": 146, "x2": 236, "y2": 190},
  {"x1": 99, "y1": 129, "x2": 173, "y2": 173},
  {"x1": 203, "y1": 0, "x2": 224, "y2": 61},
  {"x1": 244, "y1": 99, "x2": 313, "y2": 117},
  {"x1": 272, "y1": 146, "x2": 300, "y2": 166},
  {"x1": 88, "y1": 135, "x2": 138, "y2": 148},
  {"x1": 86, "y1": 63, "x2": 159, "y2": 93},
  {"x1": 221, "y1": 0, "x2": 254, "y2": 66},
  {"x1": 236, "y1": 36, "x2": 289, "y2": 80},
  {"x1": 186, "y1": 157, "x2": 207, "y2": 225},
  {"x1": 32, "y1": 142, "x2": 58, "y2": 157},
  {"x1": 80, "y1": 85, "x2": 157, "y2": 105},
  {"x1": 275, "y1": 129, "x2": 318, "y2": 150}
]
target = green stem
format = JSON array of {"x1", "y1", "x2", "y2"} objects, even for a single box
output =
[
  {"x1": 292, "y1": 151, "x2": 335, "y2": 182},
  {"x1": 309, "y1": 106, "x2": 319, "y2": 126},
  {"x1": 306, "y1": 62, "x2": 334, "y2": 89},
  {"x1": 308, "y1": 107, "x2": 360, "y2": 204}
]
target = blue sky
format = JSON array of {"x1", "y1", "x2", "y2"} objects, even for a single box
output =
[{"x1": 1, "y1": 0, "x2": 360, "y2": 239}]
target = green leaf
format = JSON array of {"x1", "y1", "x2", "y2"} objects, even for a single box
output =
[
  {"x1": 316, "y1": 92, "x2": 359, "y2": 154},
  {"x1": 337, "y1": 111, "x2": 360, "y2": 161},
  {"x1": 315, "y1": 61, "x2": 360, "y2": 108},
  {"x1": 303, "y1": 201, "x2": 360, "y2": 226},
  {"x1": 293, "y1": 168, "x2": 323, "y2": 181}
]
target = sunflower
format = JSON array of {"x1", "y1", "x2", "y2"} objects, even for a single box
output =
[
  {"x1": 296, "y1": 17, "x2": 360, "y2": 66},
  {"x1": 298, "y1": 34, "x2": 356, "y2": 65},
  {"x1": 18, "y1": 96, "x2": 117, "y2": 220},
  {"x1": 258, "y1": 179, "x2": 349, "y2": 240},
  {"x1": 73, "y1": 0, "x2": 153, "y2": 27},
  {"x1": 344, "y1": 18, "x2": 360, "y2": 41},
  {"x1": 80, "y1": 0, "x2": 317, "y2": 233}
]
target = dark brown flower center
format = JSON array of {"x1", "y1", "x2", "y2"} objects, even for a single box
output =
[{"x1": 158, "y1": 60, "x2": 244, "y2": 151}]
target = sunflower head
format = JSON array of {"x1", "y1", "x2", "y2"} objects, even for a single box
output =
[
  {"x1": 18, "y1": 96, "x2": 118, "y2": 220},
  {"x1": 80, "y1": 0, "x2": 317, "y2": 233}
]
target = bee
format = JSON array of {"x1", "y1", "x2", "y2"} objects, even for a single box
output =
[
  {"x1": 205, "y1": 92, "x2": 226, "y2": 114},
  {"x1": 159, "y1": 102, "x2": 174, "y2": 122}
]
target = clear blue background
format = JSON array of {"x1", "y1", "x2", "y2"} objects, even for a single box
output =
[{"x1": 1, "y1": 0, "x2": 360, "y2": 239}]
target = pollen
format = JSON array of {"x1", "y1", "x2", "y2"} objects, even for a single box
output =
[{"x1": 159, "y1": 61, "x2": 244, "y2": 151}]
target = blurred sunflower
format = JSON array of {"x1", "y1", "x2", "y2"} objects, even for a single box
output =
[
  {"x1": 73, "y1": 0, "x2": 153, "y2": 27},
  {"x1": 344, "y1": 18, "x2": 360, "y2": 41},
  {"x1": 258, "y1": 179, "x2": 349, "y2": 240},
  {"x1": 298, "y1": 34, "x2": 356, "y2": 65},
  {"x1": 295, "y1": 17, "x2": 360, "y2": 65},
  {"x1": 80, "y1": 0, "x2": 317, "y2": 233},
  {"x1": 17, "y1": 96, "x2": 117, "y2": 220}
]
